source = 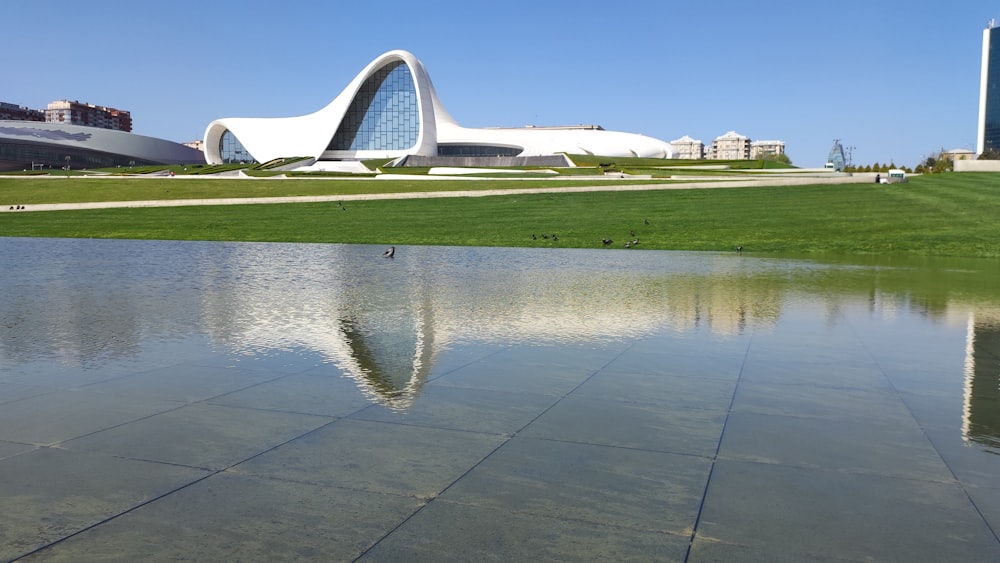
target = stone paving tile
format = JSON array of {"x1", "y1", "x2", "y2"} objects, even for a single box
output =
[
  {"x1": 518, "y1": 396, "x2": 726, "y2": 457},
  {"x1": 60, "y1": 403, "x2": 332, "y2": 470},
  {"x1": 207, "y1": 368, "x2": 374, "y2": 417},
  {"x1": 921, "y1": 426, "x2": 1000, "y2": 490},
  {"x1": 191, "y1": 348, "x2": 328, "y2": 375},
  {"x1": 0, "y1": 390, "x2": 180, "y2": 445},
  {"x1": 485, "y1": 343, "x2": 629, "y2": 371},
  {"x1": 731, "y1": 379, "x2": 914, "y2": 423},
  {"x1": 23, "y1": 472, "x2": 423, "y2": 562},
  {"x1": 232, "y1": 418, "x2": 506, "y2": 498},
  {"x1": 718, "y1": 411, "x2": 954, "y2": 481},
  {"x1": 5, "y1": 340, "x2": 218, "y2": 389},
  {"x1": 738, "y1": 359, "x2": 891, "y2": 389},
  {"x1": 360, "y1": 499, "x2": 690, "y2": 562},
  {"x1": 0, "y1": 448, "x2": 208, "y2": 562},
  {"x1": 624, "y1": 330, "x2": 750, "y2": 358},
  {"x1": 80, "y1": 362, "x2": 283, "y2": 403},
  {"x1": 600, "y1": 344, "x2": 747, "y2": 381},
  {"x1": 0, "y1": 381, "x2": 57, "y2": 405},
  {"x1": 429, "y1": 351, "x2": 604, "y2": 397},
  {"x1": 882, "y1": 362, "x2": 971, "y2": 396},
  {"x1": 439, "y1": 437, "x2": 711, "y2": 536},
  {"x1": 898, "y1": 389, "x2": 968, "y2": 432},
  {"x1": 350, "y1": 384, "x2": 558, "y2": 435},
  {"x1": 687, "y1": 537, "x2": 863, "y2": 562},
  {"x1": 696, "y1": 460, "x2": 1000, "y2": 561},
  {"x1": 423, "y1": 342, "x2": 508, "y2": 381},
  {"x1": 967, "y1": 484, "x2": 1000, "y2": 541},
  {"x1": 570, "y1": 369, "x2": 737, "y2": 411},
  {"x1": 0, "y1": 440, "x2": 36, "y2": 460}
]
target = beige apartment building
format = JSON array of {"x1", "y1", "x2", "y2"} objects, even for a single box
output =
[
  {"x1": 750, "y1": 140, "x2": 786, "y2": 159},
  {"x1": 710, "y1": 131, "x2": 751, "y2": 160},
  {"x1": 670, "y1": 135, "x2": 705, "y2": 159}
]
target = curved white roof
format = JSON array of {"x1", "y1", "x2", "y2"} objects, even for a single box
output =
[{"x1": 204, "y1": 50, "x2": 674, "y2": 164}]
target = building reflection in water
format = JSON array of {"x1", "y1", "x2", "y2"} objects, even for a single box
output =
[
  {"x1": 2, "y1": 240, "x2": 998, "y2": 426},
  {"x1": 964, "y1": 313, "x2": 1000, "y2": 450},
  {"x1": 189, "y1": 247, "x2": 791, "y2": 409}
]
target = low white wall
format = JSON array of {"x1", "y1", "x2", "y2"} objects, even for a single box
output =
[{"x1": 954, "y1": 160, "x2": 1000, "y2": 172}]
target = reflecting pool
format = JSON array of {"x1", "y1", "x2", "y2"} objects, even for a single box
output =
[{"x1": 1, "y1": 237, "x2": 999, "y2": 561}]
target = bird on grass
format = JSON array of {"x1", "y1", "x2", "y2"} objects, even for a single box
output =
[
  {"x1": 736, "y1": 245, "x2": 743, "y2": 254},
  {"x1": 383, "y1": 246, "x2": 395, "y2": 258},
  {"x1": 602, "y1": 238, "x2": 613, "y2": 246}
]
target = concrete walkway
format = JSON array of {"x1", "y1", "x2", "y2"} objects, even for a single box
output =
[{"x1": 1, "y1": 174, "x2": 875, "y2": 213}]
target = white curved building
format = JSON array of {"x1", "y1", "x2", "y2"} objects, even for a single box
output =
[{"x1": 203, "y1": 50, "x2": 675, "y2": 166}]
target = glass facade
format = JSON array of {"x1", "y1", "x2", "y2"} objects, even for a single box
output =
[
  {"x1": 438, "y1": 144, "x2": 522, "y2": 157},
  {"x1": 219, "y1": 129, "x2": 253, "y2": 164},
  {"x1": 984, "y1": 28, "x2": 1000, "y2": 152},
  {"x1": 826, "y1": 140, "x2": 845, "y2": 172},
  {"x1": 0, "y1": 141, "x2": 157, "y2": 171},
  {"x1": 327, "y1": 61, "x2": 419, "y2": 151}
]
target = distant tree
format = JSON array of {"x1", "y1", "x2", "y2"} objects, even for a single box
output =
[
  {"x1": 979, "y1": 148, "x2": 1000, "y2": 160},
  {"x1": 918, "y1": 151, "x2": 954, "y2": 173},
  {"x1": 933, "y1": 155, "x2": 953, "y2": 173},
  {"x1": 863, "y1": 164, "x2": 872, "y2": 172}
]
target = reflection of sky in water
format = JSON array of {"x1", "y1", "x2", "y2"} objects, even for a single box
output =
[{"x1": 1, "y1": 237, "x2": 999, "y2": 440}]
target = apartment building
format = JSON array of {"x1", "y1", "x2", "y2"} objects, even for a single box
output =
[
  {"x1": 670, "y1": 135, "x2": 705, "y2": 159},
  {"x1": 0, "y1": 102, "x2": 44, "y2": 121},
  {"x1": 45, "y1": 100, "x2": 132, "y2": 132},
  {"x1": 750, "y1": 140, "x2": 785, "y2": 159},
  {"x1": 710, "y1": 131, "x2": 751, "y2": 160}
]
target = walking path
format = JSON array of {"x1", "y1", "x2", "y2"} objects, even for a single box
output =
[{"x1": 1, "y1": 174, "x2": 875, "y2": 213}]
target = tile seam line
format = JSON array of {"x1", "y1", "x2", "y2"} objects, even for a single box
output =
[
  {"x1": 352, "y1": 342, "x2": 635, "y2": 561},
  {"x1": 11, "y1": 418, "x2": 341, "y2": 561},
  {"x1": 845, "y1": 314, "x2": 1000, "y2": 548},
  {"x1": 683, "y1": 330, "x2": 754, "y2": 562}
]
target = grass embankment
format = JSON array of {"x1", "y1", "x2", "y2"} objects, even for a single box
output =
[
  {"x1": 1, "y1": 173, "x2": 998, "y2": 257},
  {"x1": 0, "y1": 177, "x2": 665, "y2": 204}
]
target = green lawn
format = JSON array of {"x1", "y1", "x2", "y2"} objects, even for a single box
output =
[
  {"x1": 0, "y1": 176, "x2": 666, "y2": 204},
  {"x1": 1, "y1": 173, "x2": 998, "y2": 258}
]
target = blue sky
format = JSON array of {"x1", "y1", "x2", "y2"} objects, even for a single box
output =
[{"x1": 4, "y1": 1, "x2": 990, "y2": 167}]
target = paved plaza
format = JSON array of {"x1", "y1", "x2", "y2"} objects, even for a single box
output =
[
  {"x1": 1, "y1": 238, "x2": 998, "y2": 561},
  {"x1": 2, "y1": 316, "x2": 999, "y2": 561}
]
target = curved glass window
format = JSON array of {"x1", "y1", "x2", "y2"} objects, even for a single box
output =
[
  {"x1": 219, "y1": 129, "x2": 253, "y2": 164},
  {"x1": 438, "y1": 144, "x2": 522, "y2": 157},
  {"x1": 327, "y1": 61, "x2": 419, "y2": 151}
]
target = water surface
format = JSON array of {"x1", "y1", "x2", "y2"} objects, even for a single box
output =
[{"x1": 1, "y1": 237, "x2": 998, "y2": 561}]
